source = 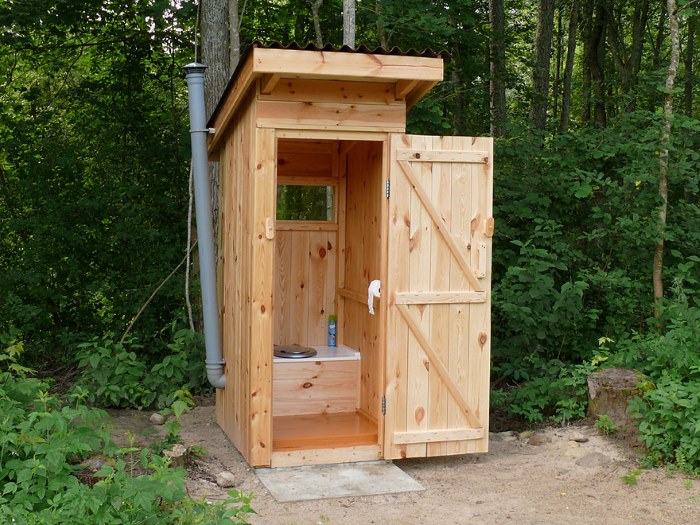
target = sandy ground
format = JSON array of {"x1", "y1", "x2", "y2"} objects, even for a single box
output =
[{"x1": 108, "y1": 402, "x2": 700, "y2": 525}]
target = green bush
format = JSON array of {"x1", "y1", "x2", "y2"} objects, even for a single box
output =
[
  {"x1": 75, "y1": 326, "x2": 209, "y2": 409},
  {"x1": 0, "y1": 332, "x2": 253, "y2": 524},
  {"x1": 613, "y1": 299, "x2": 700, "y2": 474},
  {"x1": 496, "y1": 352, "x2": 609, "y2": 424}
]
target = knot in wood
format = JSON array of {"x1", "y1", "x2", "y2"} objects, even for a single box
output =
[{"x1": 303, "y1": 382, "x2": 313, "y2": 389}]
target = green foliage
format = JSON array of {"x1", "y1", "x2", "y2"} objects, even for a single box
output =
[
  {"x1": 497, "y1": 352, "x2": 609, "y2": 424},
  {"x1": 611, "y1": 297, "x2": 700, "y2": 474},
  {"x1": 75, "y1": 327, "x2": 208, "y2": 409},
  {"x1": 621, "y1": 469, "x2": 642, "y2": 486},
  {"x1": 595, "y1": 415, "x2": 618, "y2": 435},
  {"x1": 0, "y1": 334, "x2": 253, "y2": 524}
]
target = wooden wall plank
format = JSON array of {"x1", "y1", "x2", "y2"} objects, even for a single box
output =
[
  {"x1": 261, "y1": 79, "x2": 399, "y2": 106},
  {"x1": 217, "y1": 88, "x2": 257, "y2": 462},
  {"x1": 247, "y1": 126, "x2": 276, "y2": 466},
  {"x1": 289, "y1": 231, "x2": 310, "y2": 345},
  {"x1": 307, "y1": 232, "x2": 330, "y2": 345},
  {"x1": 274, "y1": 231, "x2": 291, "y2": 345},
  {"x1": 273, "y1": 360, "x2": 360, "y2": 416},
  {"x1": 257, "y1": 100, "x2": 405, "y2": 132}
]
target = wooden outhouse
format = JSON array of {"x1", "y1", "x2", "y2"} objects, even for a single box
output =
[{"x1": 207, "y1": 43, "x2": 493, "y2": 468}]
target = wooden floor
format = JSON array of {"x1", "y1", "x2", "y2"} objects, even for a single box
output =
[{"x1": 273, "y1": 411, "x2": 378, "y2": 451}]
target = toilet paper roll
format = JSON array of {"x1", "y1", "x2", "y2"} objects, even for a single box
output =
[{"x1": 368, "y1": 279, "x2": 381, "y2": 315}]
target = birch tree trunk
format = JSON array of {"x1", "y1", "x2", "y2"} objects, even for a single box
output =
[
  {"x1": 343, "y1": 0, "x2": 356, "y2": 47},
  {"x1": 530, "y1": 0, "x2": 555, "y2": 130},
  {"x1": 653, "y1": 0, "x2": 680, "y2": 314},
  {"x1": 489, "y1": 0, "x2": 507, "y2": 137}
]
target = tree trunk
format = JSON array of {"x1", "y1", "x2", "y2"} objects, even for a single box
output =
[
  {"x1": 553, "y1": 5, "x2": 563, "y2": 122},
  {"x1": 201, "y1": 0, "x2": 231, "y2": 267},
  {"x1": 605, "y1": 0, "x2": 648, "y2": 111},
  {"x1": 591, "y1": 0, "x2": 607, "y2": 127},
  {"x1": 530, "y1": 0, "x2": 556, "y2": 130},
  {"x1": 582, "y1": 0, "x2": 593, "y2": 125},
  {"x1": 489, "y1": 0, "x2": 507, "y2": 137},
  {"x1": 311, "y1": 0, "x2": 324, "y2": 46},
  {"x1": 376, "y1": 0, "x2": 388, "y2": 48},
  {"x1": 560, "y1": 0, "x2": 578, "y2": 132},
  {"x1": 343, "y1": 0, "x2": 356, "y2": 47},
  {"x1": 654, "y1": 0, "x2": 680, "y2": 315},
  {"x1": 228, "y1": 0, "x2": 243, "y2": 71},
  {"x1": 685, "y1": 15, "x2": 696, "y2": 118},
  {"x1": 651, "y1": 2, "x2": 667, "y2": 71}
]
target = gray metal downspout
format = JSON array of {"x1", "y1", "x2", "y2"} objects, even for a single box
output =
[{"x1": 183, "y1": 63, "x2": 225, "y2": 389}]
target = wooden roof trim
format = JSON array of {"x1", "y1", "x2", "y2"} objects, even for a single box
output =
[
  {"x1": 207, "y1": 47, "x2": 444, "y2": 154},
  {"x1": 252, "y1": 48, "x2": 443, "y2": 82}
]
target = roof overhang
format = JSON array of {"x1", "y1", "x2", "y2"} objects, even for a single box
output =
[{"x1": 207, "y1": 45, "x2": 445, "y2": 153}]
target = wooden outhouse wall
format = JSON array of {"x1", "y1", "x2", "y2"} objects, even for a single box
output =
[{"x1": 216, "y1": 83, "x2": 274, "y2": 467}]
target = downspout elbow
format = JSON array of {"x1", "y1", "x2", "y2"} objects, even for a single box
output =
[{"x1": 206, "y1": 360, "x2": 226, "y2": 390}]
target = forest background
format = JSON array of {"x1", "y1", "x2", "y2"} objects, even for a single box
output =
[{"x1": 1, "y1": 0, "x2": 700, "y2": 492}]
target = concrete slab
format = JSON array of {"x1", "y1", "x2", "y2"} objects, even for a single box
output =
[{"x1": 255, "y1": 461, "x2": 424, "y2": 502}]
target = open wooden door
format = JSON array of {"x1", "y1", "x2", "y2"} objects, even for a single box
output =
[{"x1": 383, "y1": 134, "x2": 493, "y2": 459}]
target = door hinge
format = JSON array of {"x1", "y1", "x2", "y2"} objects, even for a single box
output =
[
  {"x1": 381, "y1": 396, "x2": 387, "y2": 415},
  {"x1": 385, "y1": 179, "x2": 391, "y2": 199}
]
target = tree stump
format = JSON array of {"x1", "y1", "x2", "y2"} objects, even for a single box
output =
[
  {"x1": 163, "y1": 444, "x2": 189, "y2": 469},
  {"x1": 587, "y1": 368, "x2": 643, "y2": 436}
]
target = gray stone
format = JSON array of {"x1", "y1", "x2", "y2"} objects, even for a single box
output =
[
  {"x1": 149, "y1": 412, "x2": 167, "y2": 425},
  {"x1": 216, "y1": 471, "x2": 237, "y2": 488},
  {"x1": 527, "y1": 433, "x2": 552, "y2": 446},
  {"x1": 575, "y1": 452, "x2": 612, "y2": 468},
  {"x1": 518, "y1": 431, "x2": 535, "y2": 441}
]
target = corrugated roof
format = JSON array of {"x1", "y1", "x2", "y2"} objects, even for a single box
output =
[
  {"x1": 251, "y1": 41, "x2": 451, "y2": 60},
  {"x1": 207, "y1": 41, "x2": 450, "y2": 127}
]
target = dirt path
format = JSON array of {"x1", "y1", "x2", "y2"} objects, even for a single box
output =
[{"x1": 110, "y1": 403, "x2": 700, "y2": 524}]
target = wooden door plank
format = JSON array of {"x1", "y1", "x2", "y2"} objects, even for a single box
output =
[
  {"x1": 427, "y1": 135, "x2": 452, "y2": 457},
  {"x1": 465, "y1": 136, "x2": 492, "y2": 454},
  {"x1": 394, "y1": 428, "x2": 484, "y2": 444},
  {"x1": 396, "y1": 149, "x2": 489, "y2": 163},
  {"x1": 384, "y1": 134, "x2": 411, "y2": 459},
  {"x1": 405, "y1": 134, "x2": 431, "y2": 459},
  {"x1": 394, "y1": 291, "x2": 486, "y2": 304},
  {"x1": 396, "y1": 303, "x2": 482, "y2": 429},
  {"x1": 447, "y1": 138, "x2": 472, "y2": 455},
  {"x1": 398, "y1": 159, "x2": 483, "y2": 292}
]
